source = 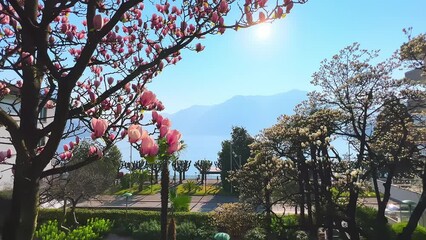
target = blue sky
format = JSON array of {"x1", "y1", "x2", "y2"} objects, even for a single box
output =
[{"x1": 149, "y1": 0, "x2": 426, "y2": 114}]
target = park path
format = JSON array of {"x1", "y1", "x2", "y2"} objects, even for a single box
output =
[{"x1": 76, "y1": 194, "x2": 240, "y2": 212}]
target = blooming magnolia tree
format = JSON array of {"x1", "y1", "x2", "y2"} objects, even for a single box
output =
[
  {"x1": 228, "y1": 152, "x2": 296, "y2": 239},
  {"x1": 0, "y1": 0, "x2": 306, "y2": 238},
  {"x1": 397, "y1": 30, "x2": 426, "y2": 240}
]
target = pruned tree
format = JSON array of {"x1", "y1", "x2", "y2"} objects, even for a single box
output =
[
  {"x1": 0, "y1": 0, "x2": 307, "y2": 238},
  {"x1": 172, "y1": 160, "x2": 191, "y2": 184},
  {"x1": 147, "y1": 161, "x2": 162, "y2": 183},
  {"x1": 194, "y1": 159, "x2": 212, "y2": 184}
]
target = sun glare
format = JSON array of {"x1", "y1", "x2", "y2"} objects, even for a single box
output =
[{"x1": 255, "y1": 23, "x2": 272, "y2": 40}]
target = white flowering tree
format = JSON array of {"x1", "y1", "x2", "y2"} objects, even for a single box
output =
[
  {"x1": 309, "y1": 42, "x2": 426, "y2": 240},
  {"x1": 229, "y1": 151, "x2": 296, "y2": 239},
  {"x1": 397, "y1": 31, "x2": 426, "y2": 240}
]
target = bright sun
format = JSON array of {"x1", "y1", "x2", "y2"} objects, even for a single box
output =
[{"x1": 255, "y1": 23, "x2": 272, "y2": 40}]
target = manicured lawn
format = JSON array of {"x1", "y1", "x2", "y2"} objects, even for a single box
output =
[
  {"x1": 176, "y1": 184, "x2": 223, "y2": 196},
  {"x1": 109, "y1": 183, "x2": 230, "y2": 196},
  {"x1": 113, "y1": 184, "x2": 161, "y2": 195}
]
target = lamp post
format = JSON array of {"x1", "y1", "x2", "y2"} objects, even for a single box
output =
[
  {"x1": 402, "y1": 200, "x2": 416, "y2": 221},
  {"x1": 60, "y1": 171, "x2": 69, "y2": 224},
  {"x1": 123, "y1": 192, "x2": 133, "y2": 219}
]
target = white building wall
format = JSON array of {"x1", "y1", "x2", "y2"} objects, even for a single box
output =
[{"x1": 0, "y1": 94, "x2": 55, "y2": 190}]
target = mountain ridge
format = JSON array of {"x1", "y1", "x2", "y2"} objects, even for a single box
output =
[{"x1": 168, "y1": 89, "x2": 308, "y2": 161}]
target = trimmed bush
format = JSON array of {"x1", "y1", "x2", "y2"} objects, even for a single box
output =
[
  {"x1": 35, "y1": 218, "x2": 112, "y2": 240},
  {"x1": 35, "y1": 220, "x2": 66, "y2": 240},
  {"x1": 172, "y1": 195, "x2": 191, "y2": 212},
  {"x1": 176, "y1": 221, "x2": 198, "y2": 240},
  {"x1": 132, "y1": 220, "x2": 161, "y2": 239},
  {"x1": 244, "y1": 227, "x2": 266, "y2": 240},
  {"x1": 212, "y1": 203, "x2": 258, "y2": 239},
  {"x1": 39, "y1": 208, "x2": 211, "y2": 228},
  {"x1": 391, "y1": 222, "x2": 426, "y2": 240}
]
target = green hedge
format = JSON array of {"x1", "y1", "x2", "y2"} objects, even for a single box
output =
[{"x1": 38, "y1": 208, "x2": 212, "y2": 228}]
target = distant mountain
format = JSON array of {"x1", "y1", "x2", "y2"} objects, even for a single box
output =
[{"x1": 168, "y1": 89, "x2": 308, "y2": 164}]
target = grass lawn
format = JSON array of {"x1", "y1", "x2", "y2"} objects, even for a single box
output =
[
  {"x1": 108, "y1": 183, "x2": 232, "y2": 196},
  {"x1": 175, "y1": 184, "x2": 224, "y2": 196},
  {"x1": 113, "y1": 184, "x2": 161, "y2": 195}
]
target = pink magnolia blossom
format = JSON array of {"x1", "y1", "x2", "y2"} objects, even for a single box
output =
[
  {"x1": 45, "y1": 100, "x2": 55, "y2": 109},
  {"x1": 166, "y1": 129, "x2": 182, "y2": 154},
  {"x1": 89, "y1": 146, "x2": 102, "y2": 157},
  {"x1": 152, "y1": 111, "x2": 159, "y2": 122},
  {"x1": 276, "y1": 7, "x2": 284, "y2": 18},
  {"x1": 128, "y1": 124, "x2": 146, "y2": 143},
  {"x1": 211, "y1": 12, "x2": 219, "y2": 23},
  {"x1": 93, "y1": 14, "x2": 104, "y2": 30},
  {"x1": 139, "y1": 90, "x2": 156, "y2": 107},
  {"x1": 0, "y1": 15, "x2": 10, "y2": 24},
  {"x1": 21, "y1": 52, "x2": 34, "y2": 65},
  {"x1": 69, "y1": 141, "x2": 75, "y2": 150},
  {"x1": 159, "y1": 125, "x2": 169, "y2": 138},
  {"x1": 195, "y1": 43, "x2": 205, "y2": 52},
  {"x1": 167, "y1": 142, "x2": 181, "y2": 154},
  {"x1": 218, "y1": 0, "x2": 229, "y2": 13},
  {"x1": 140, "y1": 137, "x2": 159, "y2": 156},
  {"x1": 0, "y1": 149, "x2": 12, "y2": 163},
  {"x1": 91, "y1": 118, "x2": 108, "y2": 139},
  {"x1": 259, "y1": 12, "x2": 266, "y2": 22}
]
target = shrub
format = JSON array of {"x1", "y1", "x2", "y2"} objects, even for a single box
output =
[
  {"x1": 67, "y1": 225, "x2": 98, "y2": 240},
  {"x1": 243, "y1": 227, "x2": 266, "y2": 240},
  {"x1": 35, "y1": 218, "x2": 112, "y2": 240},
  {"x1": 132, "y1": 220, "x2": 161, "y2": 239},
  {"x1": 176, "y1": 221, "x2": 198, "y2": 240},
  {"x1": 391, "y1": 222, "x2": 426, "y2": 240},
  {"x1": 197, "y1": 226, "x2": 217, "y2": 240},
  {"x1": 212, "y1": 203, "x2": 257, "y2": 239},
  {"x1": 270, "y1": 214, "x2": 299, "y2": 238},
  {"x1": 356, "y1": 206, "x2": 393, "y2": 239},
  {"x1": 294, "y1": 230, "x2": 309, "y2": 240},
  {"x1": 172, "y1": 195, "x2": 191, "y2": 212},
  {"x1": 120, "y1": 174, "x2": 133, "y2": 189},
  {"x1": 87, "y1": 218, "x2": 113, "y2": 237},
  {"x1": 35, "y1": 220, "x2": 66, "y2": 240},
  {"x1": 39, "y1": 208, "x2": 211, "y2": 229},
  {"x1": 182, "y1": 180, "x2": 200, "y2": 193}
]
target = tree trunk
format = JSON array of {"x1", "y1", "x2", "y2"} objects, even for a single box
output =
[
  {"x1": 264, "y1": 186, "x2": 273, "y2": 240},
  {"x1": 2, "y1": 173, "x2": 40, "y2": 240},
  {"x1": 398, "y1": 194, "x2": 426, "y2": 240},
  {"x1": 398, "y1": 169, "x2": 426, "y2": 240},
  {"x1": 168, "y1": 218, "x2": 176, "y2": 240},
  {"x1": 374, "y1": 167, "x2": 394, "y2": 239},
  {"x1": 346, "y1": 188, "x2": 360, "y2": 240},
  {"x1": 179, "y1": 172, "x2": 182, "y2": 184},
  {"x1": 160, "y1": 160, "x2": 170, "y2": 240}
]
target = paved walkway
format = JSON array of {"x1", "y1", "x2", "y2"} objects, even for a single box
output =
[
  {"x1": 76, "y1": 194, "x2": 297, "y2": 214},
  {"x1": 76, "y1": 194, "x2": 240, "y2": 213}
]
